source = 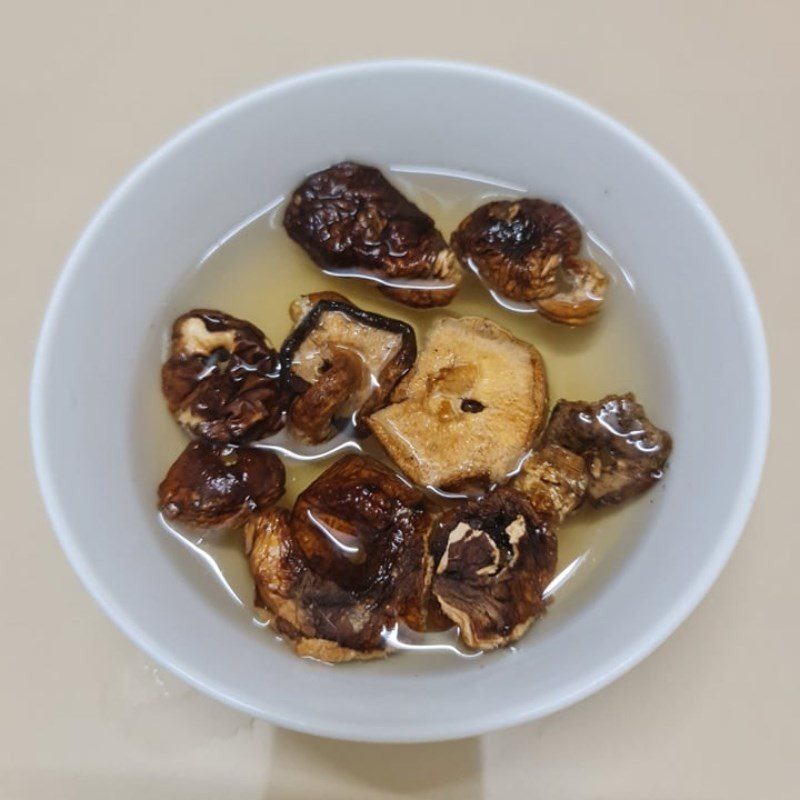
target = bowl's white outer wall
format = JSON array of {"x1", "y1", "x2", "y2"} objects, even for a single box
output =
[{"x1": 30, "y1": 61, "x2": 769, "y2": 742}]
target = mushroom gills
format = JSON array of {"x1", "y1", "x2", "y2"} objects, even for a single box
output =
[
  {"x1": 430, "y1": 488, "x2": 557, "y2": 650},
  {"x1": 281, "y1": 294, "x2": 416, "y2": 443},
  {"x1": 367, "y1": 316, "x2": 548, "y2": 489},
  {"x1": 512, "y1": 444, "x2": 590, "y2": 525}
]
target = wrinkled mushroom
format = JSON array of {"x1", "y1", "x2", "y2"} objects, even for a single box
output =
[
  {"x1": 246, "y1": 454, "x2": 437, "y2": 661},
  {"x1": 543, "y1": 393, "x2": 672, "y2": 506},
  {"x1": 512, "y1": 443, "x2": 589, "y2": 525},
  {"x1": 451, "y1": 199, "x2": 581, "y2": 301},
  {"x1": 367, "y1": 316, "x2": 548, "y2": 489},
  {"x1": 452, "y1": 199, "x2": 609, "y2": 324},
  {"x1": 280, "y1": 293, "x2": 416, "y2": 443},
  {"x1": 162, "y1": 309, "x2": 286, "y2": 443},
  {"x1": 431, "y1": 488, "x2": 557, "y2": 650},
  {"x1": 535, "y1": 257, "x2": 608, "y2": 326},
  {"x1": 158, "y1": 440, "x2": 285, "y2": 528},
  {"x1": 283, "y1": 162, "x2": 462, "y2": 308}
]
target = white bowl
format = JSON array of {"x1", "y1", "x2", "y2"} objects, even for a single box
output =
[{"x1": 31, "y1": 61, "x2": 769, "y2": 742}]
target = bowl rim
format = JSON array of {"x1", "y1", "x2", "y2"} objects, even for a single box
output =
[{"x1": 29, "y1": 59, "x2": 770, "y2": 742}]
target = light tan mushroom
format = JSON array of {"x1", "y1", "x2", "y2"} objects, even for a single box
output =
[
  {"x1": 536, "y1": 258, "x2": 608, "y2": 326},
  {"x1": 367, "y1": 316, "x2": 548, "y2": 489},
  {"x1": 512, "y1": 444, "x2": 589, "y2": 525}
]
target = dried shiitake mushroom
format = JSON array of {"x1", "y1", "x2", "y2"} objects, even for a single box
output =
[
  {"x1": 535, "y1": 257, "x2": 608, "y2": 326},
  {"x1": 512, "y1": 444, "x2": 589, "y2": 525},
  {"x1": 162, "y1": 310, "x2": 285, "y2": 443},
  {"x1": 283, "y1": 162, "x2": 462, "y2": 308},
  {"x1": 367, "y1": 316, "x2": 548, "y2": 489},
  {"x1": 280, "y1": 293, "x2": 416, "y2": 443},
  {"x1": 452, "y1": 199, "x2": 581, "y2": 301},
  {"x1": 452, "y1": 199, "x2": 609, "y2": 324},
  {"x1": 430, "y1": 488, "x2": 557, "y2": 650},
  {"x1": 158, "y1": 440, "x2": 285, "y2": 528},
  {"x1": 543, "y1": 393, "x2": 672, "y2": 506},
  {"x1": 246, "y1": 454, "x2": 437, "y2": 661}
]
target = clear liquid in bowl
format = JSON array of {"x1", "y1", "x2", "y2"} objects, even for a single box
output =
[{"x1": 143, "y1": 166, "x2": 668, "y2": 662}]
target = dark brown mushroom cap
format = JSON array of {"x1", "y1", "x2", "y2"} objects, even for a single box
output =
[
  {"x1": 292, "y1": 454, "x2": 434, "y2": 630},
  {"x1": 280, "y1": 295, "x2": 417, "y2": 442},
  {"x1": 247, "y1": 508, "x2": 384, "y2": 662},
  {"x1": 451, "y1": 199, "x2": 581, "y2": 302},
  {"x1": 161, "y1": 309, "x2": 286, "y2": 443},
  {"x1": 543, "y1": 393, "x2": 672, "y2": 506},
  {"x1": 246, "y1": 455, "x2": 438, "y2": 659},
  {"x1": 431, "y1": 487, "x2": 557, "y2": 650},
  {"x1": 283, "y1": 162, "x2": 462, "y2": 308},
  {"x1": 158, "y1": 440, "x2": 285, "y2": 529}
]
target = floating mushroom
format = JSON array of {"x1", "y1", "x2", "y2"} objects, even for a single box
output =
[
  {"x1": 512, "y1": 444, "x2": 589, "y2": 525},
  {"x1": 246, "y1": 454, "x2": 437, "y2": 662},
  {"x1": 280, "y1": 293, "x2": 416, "y2": 443},
  {"x1": 543, "y1": 393, "x2": 672, "y2": 506},
  {"x1": 430, "y1": 488, "x2": 557, "y2": 650},
  {"x1": 158, "y1": 440, "x2": 285, "y2": 529},
  {"x1": 161, "y1": 309, "x2": 286, "y2": 443},
  {"x1": 452, "y1": 199, "x2": 581, "y2": 301},
  {"x1": 452, "y1": 199, "x2": 609, "y2": 324},
  {"x1": 535, "y1": 257, "x2": 608, "y2": 326},
  {"x1": 283, "y1": 162, "x2": 462, "y2": 308},
  {"x1": 367, "y1": 316, "x2": 548, "y2": 489}
]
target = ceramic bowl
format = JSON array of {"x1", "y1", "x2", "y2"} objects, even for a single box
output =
[{"x1": 31, "y1": 61, "x2": 769, "y2": 742}]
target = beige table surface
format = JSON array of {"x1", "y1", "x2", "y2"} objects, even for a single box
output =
[{"x1": 2, "y1": 1, "x2": 797, "y2": 798}]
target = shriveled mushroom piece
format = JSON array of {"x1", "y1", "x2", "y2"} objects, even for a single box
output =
[
  {"x1": 367, "y1": 316, "x2": 548, "y2": 489},
  {"x1": 451, "y1": 199, "x2": 581, "y2": 301},
  {"x1": 246, "y1": 454, "x2": 437, "y2": 661},
  {"x1": 247, "y1": 508, "x2": 382, "y2": 662},
  {"x1": 543, "y1": 393, "x2": 672, "y2": 506},
  {"x1": 452, "y1": 199, "x2": 609, "y2": 324},
  {"x1": 283, "y1": 162, "x2": 462, "y2": 308},
  {"x1": 280, "y1": 294, "x2": 416, "y2": 443},
  {"x1": 512, "y1": 444, "x2": 589, "y2": 525},
  {"x1": 162, "y1": 309, "x2": 285, "y2": 443},
  {"x1": 431, "y1": 488, "x2": 557, "y2": 650},
  {"x1": 535, "y1": 257, "x2": 608, "y2": 326},
  {"x1": 158, "y1": 440, "x2": 285, "y2": 528}
]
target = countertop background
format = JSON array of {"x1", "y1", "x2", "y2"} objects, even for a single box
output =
[{"x1": 3, "y1": 2, "x2": 797, "y2": 798}]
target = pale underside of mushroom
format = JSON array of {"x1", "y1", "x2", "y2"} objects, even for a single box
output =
[
  {"x1": 281, "y1": 294, "x2": 416, "y2": 443},
  {"x1": 512, "y1": 443, "x2": 590, "y2": 525},
  {"x1": 367, "y1": 316, "x2": 548, "y2": 489}
]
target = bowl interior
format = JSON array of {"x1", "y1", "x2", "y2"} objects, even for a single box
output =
[{"x1": 31, "y1": 62, "x2": 768, "y2": 742}]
